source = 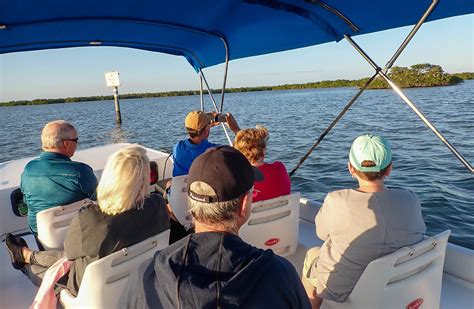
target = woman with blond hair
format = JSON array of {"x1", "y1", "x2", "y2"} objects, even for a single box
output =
[
  {"x1": 6, "y1": 146, "x2": 170, "y2": 297},
  {"x1": 234, "y1": 126, "x2": 290, "y2": 202}
]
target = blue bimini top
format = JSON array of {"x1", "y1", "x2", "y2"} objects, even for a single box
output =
[{"x1": 0, "y1": 1, "x2": 472, "y2": 72}]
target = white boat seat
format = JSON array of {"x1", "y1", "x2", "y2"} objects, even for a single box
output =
[
  {"x1": 168, "y1": 177, "x2": 300, "y2": 257},
  {"x1": 322, "y1": 230, "x2": 451, "y2": 309},
  {"x1": 168, "y1": 175, "x2": 192, "y2": 225},
  {"x1": 36, "y1": 199, "x2": 92, "y2": 250},
  {"x1": 60, "y1": 229, "x2": 170, "y2": 309},
  {"x1": 239, "y1": 193, "x2": 300, "y2": 257}
]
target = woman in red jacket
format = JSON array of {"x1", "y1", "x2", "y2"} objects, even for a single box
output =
[{"x1": 234, "y1": 126, "x2": 291, "y2": 202}]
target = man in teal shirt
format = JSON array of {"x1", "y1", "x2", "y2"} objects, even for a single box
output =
[{"x1": 21, "y1": 120, "x2": 97, "y2": 234}]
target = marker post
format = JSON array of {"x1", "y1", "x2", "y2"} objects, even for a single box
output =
[{"x1": 105, "y1": 71, "x2": 122, "y2": 124}]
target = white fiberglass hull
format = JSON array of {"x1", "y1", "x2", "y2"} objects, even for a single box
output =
[{"x1": 0, "y1": 144, "x2": 472, "y2": 308}]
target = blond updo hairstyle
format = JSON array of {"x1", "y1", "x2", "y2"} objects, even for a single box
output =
[
  {"x1": 234, "y1": 126, "x2": 269, "y2": 164},
  {"x1": 97, "y1": 146, "x2": 150, "y2": 215}
]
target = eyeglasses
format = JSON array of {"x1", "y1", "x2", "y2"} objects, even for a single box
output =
[{"x1": 64, "y1": 138, "x2": 79, "y2": 143}]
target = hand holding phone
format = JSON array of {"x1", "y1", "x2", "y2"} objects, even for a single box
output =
[{"x1": 214, "y1": 113, "x2": 227, "y2": 123}]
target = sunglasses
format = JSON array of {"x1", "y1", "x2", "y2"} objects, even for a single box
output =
[{"x1": 64, "y1": 138, "x2": 79, "y2": 143}]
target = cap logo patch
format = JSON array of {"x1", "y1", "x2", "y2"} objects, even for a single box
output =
[
  {"x1": 189, "y1": 191, "x2": 207, "y2": 202},
  {"x1": 188, "y1": 191, "x2": 218, "y2": 203}
]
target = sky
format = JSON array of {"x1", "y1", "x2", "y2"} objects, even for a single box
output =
[{"x1": 0, "y1": 14, "x2": 472, "y2": 102}]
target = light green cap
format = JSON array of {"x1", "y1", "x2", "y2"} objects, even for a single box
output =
[{"x1": 349, "y1": 134, "x2": 392, "y2": 172}]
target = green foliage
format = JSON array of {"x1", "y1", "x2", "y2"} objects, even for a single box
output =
[
  {"x1": 452, "y1": 72, "x2": 474, "y2": 80},
  {"x1": 365, "y1": 64, "x2": 464, "y2": 89},
  {"x1": 1, "y1": 64, "x2": 470, "y2": 106}
]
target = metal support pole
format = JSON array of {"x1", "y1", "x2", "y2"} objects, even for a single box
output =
[
  {"x1": 199, "y1": 69, "x2": 220, "y2": 112},
  {"x1": 379, "y1": 72, "x2": 473, "y2": 172},
  {"x1": 384, "y1": 0, "x2": 438, "y2": 72},
  {"x1": 219, "y1": 37, "x2": 230, "y2": 112},
  {"x1": 290, "y1": 0, "x2": 471, "y2": 175},
  {"x1": 345, "y1": 35, "x2": 473, "y2": 173},
  {"x1": 199, "y1": 69, "x2": 233, "y2": 145},
  {"x1": 199, "y1": 73, "x2": 204, "y2": 111},
  {"x1": 289, "y1": 73, "x2": 378, "y2": 177},
  {"x1": 220, "y1": 122, "x2": 232, "y2": 146},
  {"x1": 113, "y1": 86, "x2": 122, "y2": 125}
]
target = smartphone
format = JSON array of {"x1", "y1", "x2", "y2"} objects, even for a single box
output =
[{"x1": 214, "y1": 113, "x2": 227, "y2": 123}]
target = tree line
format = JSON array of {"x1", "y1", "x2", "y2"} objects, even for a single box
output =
[{"x1": 1, "y1": 64, "x2": 472, "y2": 106}]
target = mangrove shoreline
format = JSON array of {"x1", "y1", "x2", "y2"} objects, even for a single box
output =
[{"x1": 1, "y1": 64, "x2": 472, "y2": 107}]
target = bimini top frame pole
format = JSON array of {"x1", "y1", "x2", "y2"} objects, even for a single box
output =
[
  {"x1": 289, "y1": 72, "x2": 379, "y2": 176},
  {"x1": 199, "y1": 72, "x2": 204, "y2": 111},
  {"x1": 198, "y1": 69, "x2": 233, "y2": 145},
  {"x1": 290, "y1": 0, "x2": 473, "y2": 176},
  {"x1": 383, "y1": 0, "x2": 439, "y2": 72},
  {"x1": 345, "y1": 35, "x2": 473, "y2": 173},
  {"x1": 219, "y1": 36, "x2": 230, "y2": 113},
  {"x1": 195, "y1": 35, "x2": 232, "y2": 145}
]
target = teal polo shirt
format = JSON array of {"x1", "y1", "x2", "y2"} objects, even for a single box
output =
[{"x1": 20, "y1": 152, "x2": 98, "y2": 233}]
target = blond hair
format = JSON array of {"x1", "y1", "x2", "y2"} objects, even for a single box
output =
[
  {"x1": 41, "y1": 120, "x2": 76, "y2": 150},
  {"x1": 234, "y1": 126, "x2": 269, "y2": 164},
  {"x1": 97, "y1": 146, "x2": 150, "y2": 215}
]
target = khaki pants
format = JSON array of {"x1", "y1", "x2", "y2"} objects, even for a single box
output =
[
  {"x1": 302, "y1": 246, "x2": 321, "y2": 287},
  {"x1": 303, "y1": 246, "x2": 346, "y2": 303}
]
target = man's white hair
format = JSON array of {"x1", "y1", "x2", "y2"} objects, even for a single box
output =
[
  {"x1": 188, "y1": 181, "x2": 245, "y2": 231},
  {"x1": 41, "y1": 120, "x2": 76, "y2": 150}
]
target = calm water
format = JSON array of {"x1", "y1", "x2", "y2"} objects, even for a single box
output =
[{"x1": 1, "y1": 81, "x2": 473, "y2": 249}]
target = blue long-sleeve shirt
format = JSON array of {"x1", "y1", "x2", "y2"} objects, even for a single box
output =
[{"x1": 172, "y1": 139, "x2": 218, "y2": 176}]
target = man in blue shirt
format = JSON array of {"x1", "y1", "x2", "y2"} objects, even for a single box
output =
[
  {"x1": 172, "y1": 110, "x2": 241, "y2": 176},
  {"x1": 21, "y1": 120, "x2": 97, "y2": 234}
]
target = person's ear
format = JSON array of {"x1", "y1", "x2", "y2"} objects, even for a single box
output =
[
  {"x1": 347, "y1": 161, "x2": 354, "y2": 176},
  {"x1": 239, "y1": 191, "x2": 252, "y2": 220},
  {"x1": 62, "y1": 139, "x2": 69, "y2": 149},
  {"x1": 385, "y1": 162, "x2": 393, "y2": 177}
]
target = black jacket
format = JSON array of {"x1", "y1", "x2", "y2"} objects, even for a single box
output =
[
  {"x1": 63, "y1": 193, "x2": 170, "y2": 296},
  {"x1": 121, "y1": 232, "x2": 311, "y2": 308}
]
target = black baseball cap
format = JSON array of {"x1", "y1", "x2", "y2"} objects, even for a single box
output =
[{"x1": 188, "y1": 145, "x2": 264, "y2": 203}]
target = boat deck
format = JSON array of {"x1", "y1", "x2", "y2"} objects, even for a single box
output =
[
  {"x1": 1, "y1": 220, "x2": 472, "y2": 308},
  {"x1": 293, "y1": 220, "x2": 474, "y2": 309},
  {"x1": 1, "y1": 234, "x2": 39, "y2": 308},
  {"x1": 0, "y1": 144, "x2": 472, "y2": 308}
]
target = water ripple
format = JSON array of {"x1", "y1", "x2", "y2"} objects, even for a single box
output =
[{"x1": 1, "y1": 81, "x2": 473, "y2": 248}]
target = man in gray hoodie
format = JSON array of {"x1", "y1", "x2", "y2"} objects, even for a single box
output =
[{"x1": 121, "y1": 145, "x2": 310, "y2": 308}]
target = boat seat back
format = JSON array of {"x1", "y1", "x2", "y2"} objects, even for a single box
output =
[
  {"x1": 36, "y1": 199, "x2": 92, "y2": 250},
  {"x1": 60, "y1": 229, "x2": 170, "y2": 309},
  {"x1": 322, "y1": 230, "x2": 451, "y2": 309},
  {"x1": 239, "y1": 193, "x2": 300, "y2": 257},
  {"x1": 168, "y1": 176, "x2": 300, "y2": 257},
  {"x1": 168, "y1": 175, "x2": 192, "y2": 225}
]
